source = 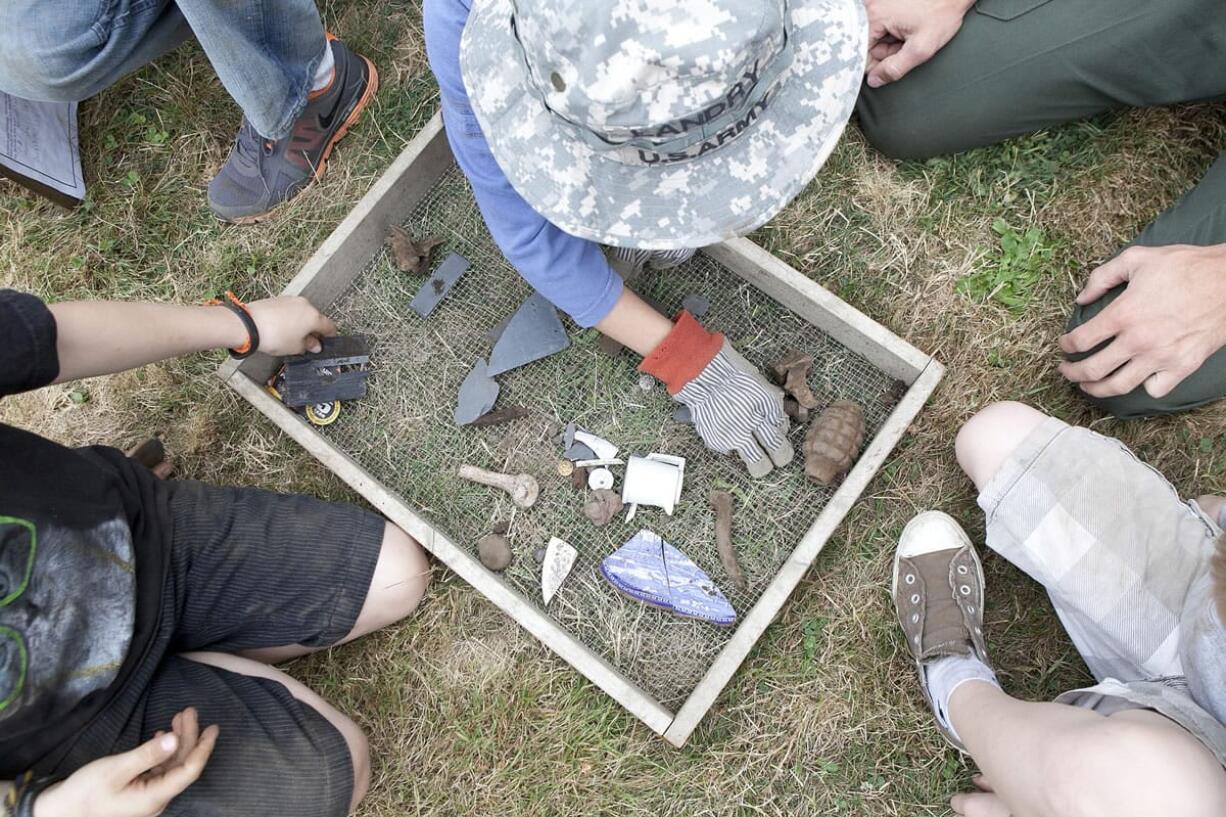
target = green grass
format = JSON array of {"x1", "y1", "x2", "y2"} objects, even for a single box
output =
[
  {"x1": 956, "y1": 217, "x2": 1061, "y2": 310},
  {"x1": 3, "y1": 5, "x2": 1226, "y2": 814}
]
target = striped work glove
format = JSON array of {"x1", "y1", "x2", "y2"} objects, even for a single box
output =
[
  {"x1": 641, "y1": 311, "x2": 793, "y2": 478},
  {"x1": 611, "y1": 246, "x2": 697, "y2": 271}
]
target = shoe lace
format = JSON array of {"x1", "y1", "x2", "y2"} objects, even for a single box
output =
[{"x1": 231, "y1": 119, "x2": 277, "y2": 171}]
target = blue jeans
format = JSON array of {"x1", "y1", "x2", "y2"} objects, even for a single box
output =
[{"x1": 0, "y1": 0, "x2": 327, "y2": 140}]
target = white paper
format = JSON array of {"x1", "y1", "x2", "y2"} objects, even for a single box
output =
[{"x1": 0, "y1": 91, "x2": 85, "y2": 201}]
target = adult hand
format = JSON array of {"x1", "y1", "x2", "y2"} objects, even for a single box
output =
[
  {"x1": 33, "y1": 708, "x2": 219, "y2": 817},
  {"x1": 245, "y1": 295, "x2": 339, "y2": 356},
  {"x1": 863, "y1": 0, "x2": 974, "y2": 88},
  {"x1": 1059, "y1": 244, "x2": 1226, "y2": 400},
  {"x1": 950, "y1": 774, "x2": 1011, "y2": 816}
]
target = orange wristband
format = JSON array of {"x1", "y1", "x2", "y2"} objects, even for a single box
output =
[
  {"x1": 205, "y1": 291, "x2": 259, "y2": 358},
  {"x1": 639, "y1": 310, "x2": 724, "y2": 394}
]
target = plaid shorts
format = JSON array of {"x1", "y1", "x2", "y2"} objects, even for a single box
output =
[{"x1": 978, "y1": 417, "x2": 1226, "y2": 767}]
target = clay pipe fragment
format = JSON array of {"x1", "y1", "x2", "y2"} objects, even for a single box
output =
[
  {"x1": 710, "y1": 489, "x2": 745, "y2": 591},
  {"x1": 457, "y1": 464, "x2": 540, "y2": 509}
]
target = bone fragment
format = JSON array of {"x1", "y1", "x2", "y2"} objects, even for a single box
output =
[{"x1": 457, "y1": 464, "x2": 540, "y2": 508}]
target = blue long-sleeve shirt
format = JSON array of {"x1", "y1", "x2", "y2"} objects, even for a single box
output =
[{"x1": 422, "y1": 0, "x2": 623, "y2": 328}]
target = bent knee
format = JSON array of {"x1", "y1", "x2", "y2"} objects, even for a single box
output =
[
  {"x1": 1079, "y1": 387, "x2": 1179, "y2": 420},
  {"x1": 0, "y1": 18, "x2": 110, "y2": 101},
  {"x1": 857, "y1": 90, "x2": 958, "y2": 161},
  {"x1": 954, "y1": 402, "x2": 1048, "y2": 490},
  {"x1": 371, "y1": 523, "x2": 431, "y2": 620},
  {"x1": 347, "y1": 726, "x2": 371, "y2": 809},
  {"x1": 1041, "y1": 715, "x2": 1226, "y2": 817}
]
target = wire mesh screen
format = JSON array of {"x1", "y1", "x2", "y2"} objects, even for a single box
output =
[{"x1": 319, "y1": 165, "x2": 903, "y2": 710}]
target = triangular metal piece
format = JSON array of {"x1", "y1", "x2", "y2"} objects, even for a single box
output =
[
  {"x1": 483, "y1": 316, "x2": 511, "y2": 345},
  {"x1": 487, "y1": 293, "x2": 569, "y2": 376},
  {"x1": 410, "y1": 253, "x2": 470, "y2": 318},
  {"x1": 453, "y1": 359, "x2": 500, "y2": 425}
]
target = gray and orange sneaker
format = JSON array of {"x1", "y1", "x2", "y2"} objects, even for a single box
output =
[
  {"x1": 208, "y1": 37, "x2": 378, "y2": 223},
  {"x1": 893, "y1": 511, "x2": 994, "y2": 752}
]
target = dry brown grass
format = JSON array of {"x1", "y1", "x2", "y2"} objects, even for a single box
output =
[{"x1": 3, "y1": 6, "x2": 1226, "y2": 813}]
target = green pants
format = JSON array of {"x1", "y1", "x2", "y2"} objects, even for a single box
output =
[{"x1": 857, "y1": 0, "x2": 1226, "y2": 418}]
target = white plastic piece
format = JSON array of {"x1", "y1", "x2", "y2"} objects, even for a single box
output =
[
  {"x1": 575, "y1": 458, "x2": 624, "y2": 468},
  {"x1": 541, "y1": 536, "x2": 578, "y2": 605},
  {"x1": 588, "y1": 467, "x2": 615, "y2": 490},
  {"x1": 621, "y1": 453, "x2": 686, "y2": 516},
  {"x1": 574, "y1": 429, "x2": 619, "y2": 460}
]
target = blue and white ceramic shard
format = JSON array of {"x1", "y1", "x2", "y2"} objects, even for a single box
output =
[{"x1": 600, "y1": 530, "x2": 736, "y2": 626}]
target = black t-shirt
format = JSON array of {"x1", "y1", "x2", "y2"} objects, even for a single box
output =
[{"x1": 0, "y1": 291, "x2": 167, "y2": 775}]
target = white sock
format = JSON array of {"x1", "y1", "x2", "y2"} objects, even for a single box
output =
[
  {"x1": 311, "y1": 41, "x2": 335, "y2": 92},
  {"x1": 924, "y1": 653, "x2": 1000, "y2": 743}
]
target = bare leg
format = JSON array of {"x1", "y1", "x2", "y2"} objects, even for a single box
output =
[
  {"x1": 949, "y1": 403, "x2": 1226, "y2": 816},
  {"x1": 954, "y1": 401, "x2": 1047, "y2": 492},
  {"x1": 947, "y1": 681, "x2": 1226, "y2": 817},
  {"x1": 183, "y1": 651, "x2": 372, "y2": 812},
  {"x1": 240, "y1": 522, "x2": 431, "y2": 664},
  {"x1": 1196, "y1": 493, "x2": 1226, "y2": 524}
]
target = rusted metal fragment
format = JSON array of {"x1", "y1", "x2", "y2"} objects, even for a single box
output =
[
  {"x1": 385, "y1": 226, "x2": 443, "y2": 274},
  {"x1": 771, "y1": 350, "x2": 819, "y2": 409},
  {"x1": 468, "y1": 406, "x2": 531, "y2": 427},
  {"x1": 710, "y1": 489, "x2": 745, "y2": 591}
]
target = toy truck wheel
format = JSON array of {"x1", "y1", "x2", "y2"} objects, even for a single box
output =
[{"x1": 305, "y1": 401, "x2": 342, "y2": 426}]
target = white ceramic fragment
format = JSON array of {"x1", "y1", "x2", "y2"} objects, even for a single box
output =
[
  {"x1": 622, "y1": 453, "x2": 686, "y2": 517},
  {"x1": 541, "y1": 536, "x2": 578, "y2": 605},
  {"x1": 573, "y1": 429, "x2": 618, "y2": 460},
  {"x1": 588, "y1": 467, "x2": 615, "y2": 490}
]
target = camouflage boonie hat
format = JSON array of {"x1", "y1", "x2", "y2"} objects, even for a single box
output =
[{"x1": 459, "y1": 0, "x2": 866, "y2": 250}]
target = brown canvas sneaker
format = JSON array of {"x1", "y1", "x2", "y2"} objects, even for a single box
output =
[{"x1": 893, "y1": 511, "x2": 993, "y2": 751}]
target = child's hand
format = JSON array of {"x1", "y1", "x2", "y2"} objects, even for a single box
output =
[
  {"x1": 673, "y1": 341, "x2": 793, "y2": 477},
  {"x1": 245, "y1": 296, "x2": 339, "y2": 356},
  {"x1": 641, "y1": 312, "x2": 793, "y2": 477},
  {"x1": 33, "y1": 708, "x2": 219, "y2": 817}
]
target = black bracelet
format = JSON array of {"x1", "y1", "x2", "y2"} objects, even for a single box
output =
[
  {"x1": 14, "y1": 776, "x2": 55, "y2": 817},
  {"x1": 208, "y1": 291, "x2": 260, "y2": 360}
]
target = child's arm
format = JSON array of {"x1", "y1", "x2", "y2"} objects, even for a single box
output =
[
  {"x1": 48, "y1": 296, "x2": 336, "y2": 383},
  {"x1": 424, "y1": 0, "x2": 624, "y2": 329},
  {"x1": 422, "y1": 0, "x2": 793, "y2": 476},
  {"x1": 594, "y1": 289, "x2": 674, "y2": 355}
]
